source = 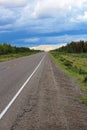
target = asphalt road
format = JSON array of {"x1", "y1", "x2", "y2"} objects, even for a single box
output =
[{"x1": 0, "y1": 53, "x2": 87, "y2": 130}]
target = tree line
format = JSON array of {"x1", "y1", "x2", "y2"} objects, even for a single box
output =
[
  {"x1": 0, "y1": 43, "x2": 41, "y2": 55},
  {"x1": 54, "y1": 41, "x2": 87, "y2": 53}
]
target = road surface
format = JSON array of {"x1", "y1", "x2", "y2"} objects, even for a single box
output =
[{"x1": 0, "y1": 53, "x2": 87, "y2": 130}]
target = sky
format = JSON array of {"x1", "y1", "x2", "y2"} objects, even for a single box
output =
[{"x1": 0, "y1": 0, "x2": 87, "y2": 50}]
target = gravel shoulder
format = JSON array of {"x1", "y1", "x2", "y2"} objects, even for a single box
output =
[{"x1": 1, "y1": 54, "x2": 87, "y2": 130}]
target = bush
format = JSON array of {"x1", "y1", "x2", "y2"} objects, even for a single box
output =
[
  {"x1": 84, "y1": 75, "x2": 87, "y2": 83},
  {"x1": 64, "y1": 60, "x2": 72, "y2": 67},
  {"x1": 80, "y1": 96, "x2": 87, "y2": 105}
]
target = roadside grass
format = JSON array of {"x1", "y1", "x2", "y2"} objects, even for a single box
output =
[
  {"x1": 50, "y1": 52, "x2": 87, "y2": 105},
  {"x1": 0, "y1": 52, "x2": 38, "y2": 62},
  {"x1": 80, "y1": 95, "x2": 87, "y2": 105}
]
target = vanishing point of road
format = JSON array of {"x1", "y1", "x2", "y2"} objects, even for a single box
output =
[{"x1": 0, "y1": 53, "x2": 87, "y2": 130}]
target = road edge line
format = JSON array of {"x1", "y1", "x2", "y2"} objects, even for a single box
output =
[{"x1": 0, "y1": 55, "x2": 45, "y2": 119}]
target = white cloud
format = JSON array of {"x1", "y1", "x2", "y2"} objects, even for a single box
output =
[
  {"x1": 0, "y1": 0, "x2": 28, "y2": 7},
  {"x1": 0, "y1": 6, "x2": 17, "y2": 21},
  {"x1": 13, "y1": 38, "x2": 40, "y2": 43},
  {"x1": 14, "y1": 4, "x2": 33, "y2": 27},
  {"x1": 31, "y1": 0, "x2": 71, "y2": 19},
  {"x1": 23, "y1": 38, "x2": 40, "y2": 42},
  {"x1": 30, "y1": 43, "x2": 67, "y2": 51},
  {"x1": 0, "y1": 0, "x2": 87, "y2": 38},
  {"x1": 12, "y1": 0, "x2": 87, "y2": 32},
  {"x1": 76, "y1": 11, "x2": 87, "y2": 21},
  {"x1": 31, "y1": 0, "x2": 87, "y2": 19}
]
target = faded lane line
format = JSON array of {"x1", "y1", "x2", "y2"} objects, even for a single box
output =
[{"x1": 0, "y1": 55, "x2": 45, "y2": 120}]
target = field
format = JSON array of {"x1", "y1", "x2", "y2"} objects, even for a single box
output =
[
  {"x1": 0, "y1": 52, "x2": 39, "y2": 62},
  {"x1": 51, "y1": 52, "x2": 87, "y2": 105}
]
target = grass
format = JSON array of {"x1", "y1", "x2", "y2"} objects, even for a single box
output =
[
  {"x1": 50, "y1": 52, "x2": 87, "y2": 105},
  {"x1": 0, "y1": 52, "x2": 39, "y2": 62},
  {"x1": 80, "y1": 96, "x2": 87, "y2": 105}
]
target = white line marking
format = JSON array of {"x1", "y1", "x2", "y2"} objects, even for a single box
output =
[{"x1": 0, "y1": 55, "x2": 45, "y2": 119}]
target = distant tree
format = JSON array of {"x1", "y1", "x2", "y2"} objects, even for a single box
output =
[
  {"x1": 52, "y1": 41, "x2": 87, "y2": 53},
  {"x1": 0, "y1": 43, "x2": 41, "y2": 55}
]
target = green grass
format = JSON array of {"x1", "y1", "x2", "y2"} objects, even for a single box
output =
[
  {"x1": 50, "y1": 52, "x2": 87, "y2": 105},
  {"x1": 0, "y1": 52, "x2": 38, "y2": 62},
  {"x1": 80, "y1": 95, "x2": 87, "y2": 105}
]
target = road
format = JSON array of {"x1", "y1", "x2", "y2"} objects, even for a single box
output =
[{"x1": 0, "y1": 53, "x2": 87, "y2": 130}]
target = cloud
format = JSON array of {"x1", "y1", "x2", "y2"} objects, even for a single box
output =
[
  {"x1": 76, "y1": 11, "x2": 87, "y2": 21},
  {"x1": 31, "y1": 0, "x2": 72, "y2": 20},
  {"x1": 14, "y1": 4, "x2": 33, "y2": 27},
  {"x1": 30, "y1": 43, "x2": 67, "y2": 51},
  {"x1": 22, "y1": 38, "x2": 40, "y2": 42},
  {"x1": 0, "y1": 7, "x2": 17, "y2": 21},
  {"x1": 12, "y1": 0, "x2": 87, "y2": 33},
  {"x1": 31, "y1": 0, "x2": 87, "y2": 19},
  {"x1": 0, "y1": 0, "x2": 28, "y2": 7},
  {"x1": 10, "y1": 34, "x2": 87, "y2": 47},
  {"x1": 1, "y1": 0, "x2": 87, "y2": 29},
  {"x1": 1, "y1": 0, "x2": 87, "y2": 45},
  {"x1": 11, "y1": 37, "x2": 40, "y2": 46}
]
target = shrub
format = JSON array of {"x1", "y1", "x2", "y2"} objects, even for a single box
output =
[
  {"x1": 84, "y1": 75, "x2": 87, "y2": 83},
  {"x1": 64, "y1": 60, "x2": 72, "y2": 67},
  {"x1": 80, "y1": 96, "x2": 87, "y2": 105}
]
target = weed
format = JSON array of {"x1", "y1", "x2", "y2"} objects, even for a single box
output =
[
  {"x1": 80, "y1": 95, "x2": 87, "y2": 105},
  {"x1": 64, "y1": 60, "x2": 72, "y2": 67},
  {"x1": 84, "y1": 75, "x2": 87, "y2": 83}
]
